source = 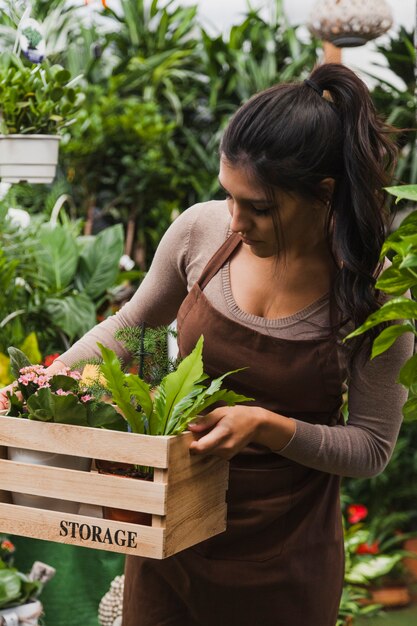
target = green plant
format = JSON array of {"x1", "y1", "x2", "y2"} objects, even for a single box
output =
[
  {"x1": 114, "y1": 325, "x2": 178, "y2": 386},
  {"x1": 346, "y1": 185, "x2": 417, "y2": 421},
  {"x1": 369, "y1": 27, "x2": 416, "y2": 187},
  {"x1": 0, "y1": 535, "x2": 47, "y2": 610},
  {"x1": 3, "y1": 347, "x2": 125, "y2": 431},
  {"x1": 337, "y1": 502, "x2": 409, "y2": 625},
  {"x1": 97, "y1": 335, "x2": 253, "y2": 436},
  {"x1": 0, "y1": 52, "x2": 84, "y2": 135},
  {"x1": 0, "y1": 204, "x2": 124, "y2": 354}
]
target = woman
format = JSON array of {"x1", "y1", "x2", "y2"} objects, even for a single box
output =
[{"x1": 1, "y1": 63, "x2": 414, "y2": 625}]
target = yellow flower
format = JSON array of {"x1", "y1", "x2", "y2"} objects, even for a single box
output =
[{"x1": 81, "y1": 364, "x2": 107, "y2": 387}]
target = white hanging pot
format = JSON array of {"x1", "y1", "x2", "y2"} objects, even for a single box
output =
[
  {"x1": 7, "y1": 447, "x2": 91, "y2": 514},
  {"x1": 0, "y1": 600, "x2": 43, "y2": 626},
  {"x1": 307, "y1": 0, "x2": 393, "y2": 48},
  {"x1": 0, "y1": 135, "x2": 60, "y2": 184}
]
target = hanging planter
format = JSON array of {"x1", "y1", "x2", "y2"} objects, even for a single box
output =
[
  {"x1": 0, "y1": 53, "x2": 83, "y2": 185},
  {"x1": 307, "y1": 0, "x2": 393, "y2": 48},
  {"x1": 0, "y1": 135, "x2": 60, "y2": 184}
]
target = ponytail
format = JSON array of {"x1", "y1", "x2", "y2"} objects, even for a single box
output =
[
  {"x1": 308, "y1": 64, "x2": 398, "y2": 363},
  {"x1": 221, "y1": 63, "x2": 398, "y2": 367}
]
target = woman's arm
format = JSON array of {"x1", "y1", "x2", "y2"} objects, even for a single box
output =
[{"x1": 189, "y1": 330, "x2": 415, "y2": 478}]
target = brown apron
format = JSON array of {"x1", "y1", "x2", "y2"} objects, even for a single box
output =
[{"x1": 123, "y1": 233, "x2": 345, "y2": 626}]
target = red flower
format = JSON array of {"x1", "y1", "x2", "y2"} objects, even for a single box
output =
[
  {"x1": 347, "y1": 504, "x2": 368, "y2": 524},
  {"x1": 43, "y1": 353, "x2": 60, "y2": 367},
  {"x1": 1, "y1": 540, "x2": 15, "y2": 552},
  {"x1": 356, "y1": 541, "x2": 380, "y2": 555}
]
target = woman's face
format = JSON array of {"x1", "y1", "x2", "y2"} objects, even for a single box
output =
[{"x1": 218, "y1": 156, "x2": 326, "y2": 260}]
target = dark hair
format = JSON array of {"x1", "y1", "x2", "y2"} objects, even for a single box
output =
[{"x1": 220, "y1": 63, "x2": 398, "y2": 366}]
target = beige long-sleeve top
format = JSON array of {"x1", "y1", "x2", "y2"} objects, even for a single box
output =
[{"x1": 60, "y1": 201, "x2": 415, "y2": 478}]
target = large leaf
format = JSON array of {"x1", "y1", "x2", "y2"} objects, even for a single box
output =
[
  {"x1": 77, "y1": 224, "x2": 124, "y2": 300},
  {"x1": 346, "y1": 554, "x2": 403, "y2": 584},
  {"x1": 7, "y1": 346, "x2": 31, "y2": 379},
  {"x1": 19, "y1": 333, "x2": 41, "y2": 365},
  {"x1": 0, "y1": 569, "x2": 21, "y2": 608},
  {"x1": 398, "y1": 353, "x2": 417, "y2": 388},
  {"x1": 44, "y1": 293, "x2": 96, "y2": 340},
  {"x1": 152, "y1": 335, "x2": 205, "y2": 435},
  {"x1": 376, "y1": 265, "x2": 416, "y2": 295},
  {"x1": 124, "y1": 375, "x2": 153, "y2": 420},
  {"x1": 375, "y1": 265, "x2": 416, "y2": 295},
  {"x1": 36, "y1": 224, "x2": 78, "y2": 291},
  {"x1": 26, "y1": 387, "x2": 89, "y2": 425},
  {"x1": 86, "y1": 401, "x2": 127, "y2": 431},
  {"x1": 346, "y1": 298, "x2": 417, "y2": 338},
  {"x1": 170, "y1": 389, "x2": 253, "y2": 435},
  {"x1": 98, "y1": 343, "x2": 145, "y2": 434},
  {"x1": 385, "y1": 185, "x2": 417, "y2": 203},
  {"x1": 52, "y1": 393, "x2": 89, "y2": 426},
  {"x1": 371, "y1": 322, "x2": 417, "y2": 359},
  {"x1": 403, "y1": 397, "x2": 417, "y2": 421}
]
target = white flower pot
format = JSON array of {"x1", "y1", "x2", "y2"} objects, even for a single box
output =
[
  {"x1": 7, "y1": 447, "x2": 91, "y2": 514},
  {"x1": 0, "y1": 600, "x2": 42, "y2": 625},
  {"x1": 0, "y1": 135, "x2": 60, "y2": 184}
]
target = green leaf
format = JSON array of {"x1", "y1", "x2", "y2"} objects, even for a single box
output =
[
  {"x1": 371, "y1": 322, "x2": 417, "y2": 358},
  {"x1": 385, "y1": 185, "x2": 417, "y2": 203},
  {"x1": 124, "y1": 375, "x2": 153, "y2": 420},
  {"x1": 19, "y1": 333, "x2": 41, "y2": 365},
  {"x1": 345, "y1": 554, "x2": 403, "y2": 584},
  {"x1": 403, "y1": 396, "x2": 417, "y2": 422},
  {"x1": 77, "y1": 225, "x2": 124, "y2": 300},
  {"x1": 97, "y1": 343, "x2": 145, "y2": 434},
  {"x1": 398, "y1": 353, "x2": 417, "y2": 388},
  {"x1": 400, "y1": 254, "x2": 417, "y2": 270},
  {"x1": 0, "y1": 569, "x2": 22, "y2": 608},
  {"x1": 49, "y1": 375, "x2": 78, "y2": 393},
  {"x1": 153, "y1": 335, "x2": 205, "y2": 435},
  {"x1": 86, "y1": 402, "x2": 127, "y2": 431},
  {"x1": 7, "y1": 347, "x2": 31, "y2": 379},
  {"x1": 346, "y1": 298, "x2": 417, "y2": 339},
  {"x1": 44, "y1": 293, "x2": 96, "y2": 340},
  {"x1": 26, "y1": 387, "x2": 55, "y2": 421},
  {"x1": 53, "y1": 394, "x2": 89, "y2": 426},
  {"x1": 375, "y1": 265, "x2": 416, "y2": 294},
  {"x1": 37, "y1": 224, "x2": 78, "y2": 291}
]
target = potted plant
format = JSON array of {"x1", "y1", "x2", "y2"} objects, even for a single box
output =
[
  {"x1": 0, "y1": 52, "x2": 83, "y2": 184},
  {"x1": 0, "y1": 534, "x2": 54, "y2": 625},
  {"x1": 1, "y1": 346, "x2": 126, "y2": 513},
  {"x1": 88, "y1": 329, "x2": 252, "y2": 524}
]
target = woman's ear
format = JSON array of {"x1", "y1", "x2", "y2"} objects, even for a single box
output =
[{"x1": 317, "y1": 178, "x2": 335, "y2": 205}]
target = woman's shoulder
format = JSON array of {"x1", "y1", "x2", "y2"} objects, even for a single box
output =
[{"x1": 175, "y1": 199, "x2": 230, "y2": 234}]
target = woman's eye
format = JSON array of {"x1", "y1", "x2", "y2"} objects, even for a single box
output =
[{"x1": 251, "y1": 206, "x2": 271, "y2": 216}]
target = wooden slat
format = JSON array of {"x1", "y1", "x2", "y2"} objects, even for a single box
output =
[
  {"x1": 0, "y1": 460, "x2": 167, "y2": 514},
  {"x1": 164, "y1": 502, "x2": 227, "y2": 558},
  {"x1": 163, "y1": 435, "x2": 229, "y2": 556},
  {"x1": 0, "y1": 503, "x2": 165, "y2": 558},
  {"x1": 0, "y1": 416, "x2": 172, "y2": 467}
]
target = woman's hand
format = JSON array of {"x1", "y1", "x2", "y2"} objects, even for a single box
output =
[
  {"x1": 188, "y1": 406, "x2": 263, "y2": 459},
  {"x1": 188, "y1": 405, "x2": 296, "y2": 459},
  {"x1": 0, "y1": 384, "x2": 14, "y2": 411}
]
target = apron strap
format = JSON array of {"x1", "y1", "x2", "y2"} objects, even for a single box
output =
[{"x1": 198, "y1": 232, "x2": 241, "y2": 291}]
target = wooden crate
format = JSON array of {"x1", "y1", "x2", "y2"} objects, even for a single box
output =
[{"x1": 0, "y1": 415, "x2": 229, "y2": 559}]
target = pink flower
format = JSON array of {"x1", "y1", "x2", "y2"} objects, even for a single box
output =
[
  {"x1": 56, "y1": 389, "x2": 71, "y2": 396},
  {"x1": 80, "y1": 394, "x2": 93, "y2": 403}
]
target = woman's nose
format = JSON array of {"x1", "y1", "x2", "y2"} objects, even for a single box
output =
[{"x1": 229, "y1": 202, "x2": 251, "y2": 234}]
